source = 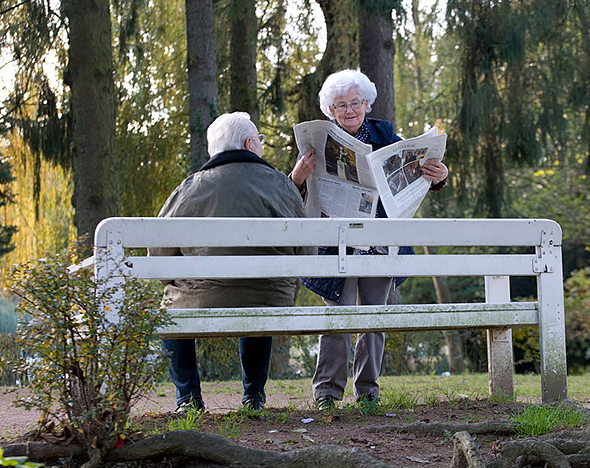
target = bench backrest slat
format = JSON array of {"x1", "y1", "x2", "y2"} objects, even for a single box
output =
[
  {"x1": 95, "y1": 217, "x2": 561, "y2": 249},
  {"x1": 126, "y1": 253, "x2": 539, "y2": 280}
]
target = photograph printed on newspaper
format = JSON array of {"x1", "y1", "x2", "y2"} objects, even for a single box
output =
[{"x1": 293, "y1": 120, "x2": 446, "y2": 219}]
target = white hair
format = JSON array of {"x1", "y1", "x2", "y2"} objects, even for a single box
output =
[
  {"x1": 207, "y1": 112, "x2": 258, "y2": 157},
  {"x1": 318, "y1": 69, "x2": 377, "y2": 119}
]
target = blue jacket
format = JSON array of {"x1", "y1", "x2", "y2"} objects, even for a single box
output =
[{"x1": 299, "y1": 118, "x2": 415, "y2": 302}]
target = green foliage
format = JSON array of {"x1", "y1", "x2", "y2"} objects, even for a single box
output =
[
  {"x1": 510, "y1": 402, "x2": 587, "y2": 437},
  {"x1": 382, "y1": 330, "x2": 446, "y2": 375},
  {"x1": 0, "y1": 157, "x2": 16, "y2": 257},
  {"x1": 0, "y1": 137, "x2": 76, "y2": 288},
  {"x1": 7, "y1": 250, "x2": 172, "y2": 464},
  {"x1": 512, "y1": 327, "x2": 541, "y2": 374},
  {"x1": 0, "y1": 332, "x2": 28, "y2": 386},
  {"x1": 256, "y1": 0, "x2": 324, "y2": 174},
  {"x1": 0, "y1": 448, "x2": 42, "y2": 467},
  {"x1": 563, "y1": 266, "x2": 590, "y2": 373},
  {"x1": 490, "y1": 266, "x2": 590, "y2": 376},
  {"x1": 354, "y1": 395, "x2": 381, "y2": 415},
  {"x1": 113, "y1": 0, "x2": 192, "y2": 217},
  {"x1": 195, "y1": 338, "x2": 241, "y2": 381},
  {"x1": 511, "y1": 162, "x2": 590, "y2": 275},
  {"x1": 167, "y1": 407, "x2": 205, "y2": 432}
]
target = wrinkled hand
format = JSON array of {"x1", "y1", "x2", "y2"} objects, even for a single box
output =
[
  {"x1": 421, "y1": 160, "x2": 448, "y2": 183},
  {"x1": 290, "y1": 148, "x2": 316, "y2": 189}
]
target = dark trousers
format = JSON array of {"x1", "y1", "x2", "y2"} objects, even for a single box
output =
[{"x1": 162, "y1": 336, "x2": 272, "y2": 405}]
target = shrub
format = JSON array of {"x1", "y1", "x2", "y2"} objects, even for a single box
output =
[
  {"x1": 7, "y1": 250, "x2": 171, "y2": 468},
  {"x1": 0, "y1": 332, "x2": 26, "y2": 385}
]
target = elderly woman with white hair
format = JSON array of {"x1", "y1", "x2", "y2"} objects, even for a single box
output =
[{"x1": 290, "y1": 69, "x2": 448, "y2": 410}]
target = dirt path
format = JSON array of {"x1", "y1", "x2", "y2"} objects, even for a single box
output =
[
  {"x1": 3, "y1": 383, "x2": 589, "y2": 467},
  {"x1": 1, "y1": 381, "x2": 322, "y2": 439}
]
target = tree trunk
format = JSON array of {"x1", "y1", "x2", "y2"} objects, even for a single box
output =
[
  {"x1": 297, "y1": 0, "x2": 358, "y2": 123},
  {"x1": 229, "y1": 0, "x2": 258, "y2": 125},
  {"x1": 359, "y1": 6, "x2": 395, "y2": 126},
  {"x1": 186, "y1": 0, "x2": 218, "y2": 172},
  {"x1": 63, "y1": 0, "x2": 119, "y2": 253},
  {"x1": 575, "y1": 0, "x2": 590, "y2": 174}
]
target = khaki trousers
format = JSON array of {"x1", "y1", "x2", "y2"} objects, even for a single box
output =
[{"x1": 312, "y1": 276, "x2": 394, "y2": 400}]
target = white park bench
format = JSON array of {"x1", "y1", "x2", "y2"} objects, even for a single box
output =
[{"x1": 90, "y1": 217, "x2": 567, "y2": 403}]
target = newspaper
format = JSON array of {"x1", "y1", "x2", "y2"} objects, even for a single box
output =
[
  {"x1": 293, "y1": 120, "x2": 447, "y2": 219},
  {"x1": 293, "y1": 120, "x2": 377, "y2": 218}
]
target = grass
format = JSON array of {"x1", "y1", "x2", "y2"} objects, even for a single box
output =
[
  {"x1": 510, "y1": 402, "x2": 588, "y2": 437},
  {"x1": 167, "y1": 406, "x2": 205, "y2": 431},
  {"x1": 380, "y1": 386, "x2": 419, "y2": 410},
  {"x1": 151, "y1": 373, "x2": 590, "y2": 409},
  {"x1": 132, "y1": 372, "x2": 590, "y2": 444},
  {"x1": 214, "y1": 412, "x2": 243, "y2": 439}
]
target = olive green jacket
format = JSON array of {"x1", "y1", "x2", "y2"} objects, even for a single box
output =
[{"x1": 148, "y1": 149, "x2": 307, "y2": 309}]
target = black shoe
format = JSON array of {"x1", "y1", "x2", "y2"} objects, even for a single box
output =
[
  {"x1": 356, "y1": 393, "x2": 379, "y2": 403},
  {"x1": 176, "y1": 398, "x2": 205, "y2": 413},
  {"x1": 316, "y1": 395, "x2": 337, "y2": 410},
  {"x1": 356, "y1": 393, "x2": 379, "y2": 404},
  {"x1": 242, "y1": 398, "x2": 265, "y2": 411}
]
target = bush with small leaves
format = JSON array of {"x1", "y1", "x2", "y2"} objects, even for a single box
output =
[{"x1": 8, "y1": 249, "x2": 172, "y2": 468}]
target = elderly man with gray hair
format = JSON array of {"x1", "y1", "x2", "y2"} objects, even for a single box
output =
[{"x1": 150, "y1": 112, "x2": 307, "y2": 412}]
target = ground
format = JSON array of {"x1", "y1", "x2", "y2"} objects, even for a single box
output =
[{"x1": 1, "y1": 377, "x2": 589, "y2": 467}]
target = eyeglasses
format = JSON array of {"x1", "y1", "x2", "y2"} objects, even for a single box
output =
[
  {"x1": 332, "y1": 100, "x2": 365, "y2": 112},
  {"x1": 258, "y1": 134, "x2": 266, "y2": 144}
]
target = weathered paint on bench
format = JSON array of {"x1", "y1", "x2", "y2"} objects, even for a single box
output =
[{"x1": 91, "y1": 217, "x2": 567, "y2": 403}]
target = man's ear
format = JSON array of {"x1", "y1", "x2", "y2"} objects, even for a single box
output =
[{"x1": 244, "y1": 137, "x2": 253, "y2": 152}]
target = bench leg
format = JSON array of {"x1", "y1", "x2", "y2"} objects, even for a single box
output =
[
  {"x1": 537, "y1": 250, "x2": 568, "y2": 403},
  {"x1": 485, "y1": 276, "x2": 514, "y2": 399}
]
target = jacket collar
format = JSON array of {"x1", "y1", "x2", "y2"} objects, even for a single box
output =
[
  {"x1": 365, "y1": 118, "x2": 386, "y2": 147},
  {"x1": 198, "y1": 149, "x2": 275, "y2": 172}
]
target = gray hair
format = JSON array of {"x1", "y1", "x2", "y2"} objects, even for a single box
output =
[
  {"x1": 318, "y1": 69, "x2": 377, "y2": 119},
  {"x1": 207, "y1": 112, "x2": 258, "y2": 157}
]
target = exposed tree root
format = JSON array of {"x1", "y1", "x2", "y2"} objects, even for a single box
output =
[
  {"x1": 451, "y1": 431, "x2": 486, "y2": 468},
  {"x1": 4, "y1": 426, "x2": 590, "y2": 467},
  {"x1": 2, "y1": 440, "x2": 84, "y2": 459},
  {"x1": 2, "y1": 430, "x2": 395, "y2": 467},
  {"x1": 489, "y1": 439, "x2": 572, "y2": 468},
  {"x1": 366, "y1": 421, "x2": 590, "y2": 468},
  {"x1": 366, "y1": 420, "x2": 519, "y2": 436}
]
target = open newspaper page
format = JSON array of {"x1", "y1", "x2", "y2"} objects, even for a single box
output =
[
  {"x1": 366, "y1": 128, "x2": 447, "y2": 219},
  {"x1": 293, "y1": 120, "x2": 378, "y2": 218}
]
